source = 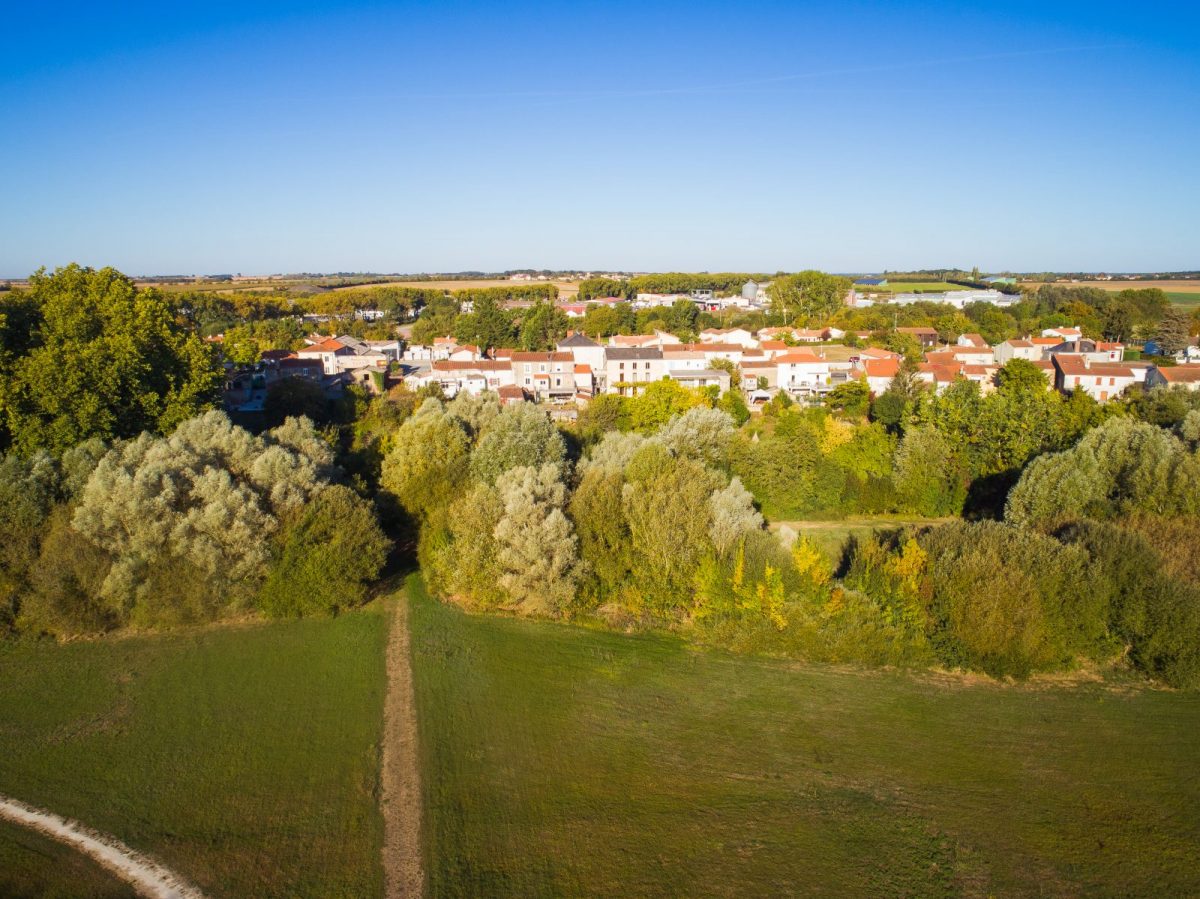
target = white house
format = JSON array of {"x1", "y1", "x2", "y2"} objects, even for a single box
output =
[{"x1": 604, "y1": 348, "x2": 667, "y2": 396}]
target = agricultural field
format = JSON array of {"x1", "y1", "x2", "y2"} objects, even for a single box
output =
[
  {"x1": 333, "y1": 278, "x2": 581, "y2": 297},
  {"x1": 0, "y1": 605, "x2": 390, "y2": 898},
  {"x1": 410, "y1": 575, "x2": 1200, "y2": 897},
  {"x1": 857, "y1": 281, "x2": 970, "y2": 293},
  {"x1": 1017, "y1": 280, "x2": 1200, "y2": 306}
]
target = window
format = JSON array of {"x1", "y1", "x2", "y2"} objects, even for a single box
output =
[{"x1": 1109, "y1": 377, "x2": 1116, "y2": 386}]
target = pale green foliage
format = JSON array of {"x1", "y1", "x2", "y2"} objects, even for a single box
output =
[
  {"x1": 72, "y1": 411, "x2": 330, "y2": 616},
  {"x1": 58, "y1": 437, "x2": 108, "y2": 500},
  {"x1": 446, "y1": 390, "x2": 501, "y2": 437},
  {"x1": 623, "y1": 451, "x2": 724, "y2": 611},
  {"x1": 658, "y1": 407, "x2": 735, "y2": 466},
  {"x1": 381, "y1": 398, "x2": 469, "y2": 515},
  {"x1": 582, "y1": 431, "x2": 647, "y2": 474},
  {"x1": 708, "y1": 476, "x2": 764, "y2": 556},
  {"x1": 1006, "y1": 417, "x2": 1200, "y2": 528},
  {"x1": 1181, "y1": 410, "x2": 1200, "y2": 449},
  {"x1": 470, "y1": 402, "x2": 566, "y2": 485},
  {"x1": 493, "y1": 464, "x2": 580, "y2": 616}
]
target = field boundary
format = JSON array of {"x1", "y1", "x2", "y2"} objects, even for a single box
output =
[
  {"x1": 382, "y1": 591, "x2": 426, "y2": 898},
  {"x1": 0, "y1": 794, "x2": 206, "y2": 898}
]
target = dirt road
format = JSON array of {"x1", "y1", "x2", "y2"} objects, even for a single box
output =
[
  {"x1": 381, "y1": 592, "x2": 426, "y2": 898},
  {"x1": 0, "y1": 794, "x2": 206, "y2": 898}
]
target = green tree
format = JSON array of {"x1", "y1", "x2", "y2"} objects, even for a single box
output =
[
  {"x1": 259, "y1": 485, "x2": 389, "y2": 617},
  {"x1": 2, "y1": 265, "x2": 222, "y2": 454},
  {"x1": 380, "y1": 399, "x2": 470, "y2": 517},
  {"x1": 518, "y1": 300, "x2": 570, "y2": 351},
  {"x1": 470, "y1": 403, "x2": 567, "y2": 485},
  {"x1": 493, "y1": 464, "x2": 581, "y2": 616},
  {"x1": 628, "y1": 379, "x2": 703, "y2": 433},
  {"x1": 455, "y1": 294, "x2": 516, "y2": 351},
  {"x1": 826, "y1": 380, "x2": 870, "y2": 418},
  {"x1": 995, "y1": 358, "x2": 1048, "y2": 394},
  {"x1": 1155, "y1": 308, "x2": 1192, "y2": 357},
  {"x1": 72, "y1": 411, "x2": 334, "y2": 624},
  {"x1": 768, "y1": 271, "x2": 852, "y2": 325}
]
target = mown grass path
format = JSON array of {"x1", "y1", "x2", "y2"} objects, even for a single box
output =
[{"x1": 382, "y1": 591, "x2": 427, "y2": 898}]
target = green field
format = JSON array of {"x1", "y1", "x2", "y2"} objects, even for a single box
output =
[
  {"x1": 1167, "y1": 291, "x2": 1200, "y2": 306},
  {"x1": 0, "y1": 607, "x2": 389, "y2": 898},
  {"x1": 856, "y1": 281, "x2": 969, "y2": 293},
  {"x1": 0, "y1": 819, "x2": 134, "y2": 899},
  {"x1": 410, "y1": 575, "x2": 1200, "y2": 897}
]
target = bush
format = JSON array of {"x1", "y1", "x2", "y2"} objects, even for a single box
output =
[
  {"x1": 919, "y1": 521, "x2": 1107, "y2": 678},
  {"x1": 259, "y1": 485, "x2": 389, "y2": 617}
]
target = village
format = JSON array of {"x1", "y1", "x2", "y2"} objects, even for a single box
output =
[{"x1": 221, "y1": 279, "x2": 1200, "y2": 415}]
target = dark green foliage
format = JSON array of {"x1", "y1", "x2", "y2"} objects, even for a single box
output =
[
  {"x1": 717, "y1": 387, "x2": 750, "y2": 425},
  {"x1": 1, "y1": 265, "x2": 222, "y2": 454},
  {"x1": 1060, "y1": 519, "x2": 1200, "y2": 688},
  {"x1": 918, "y1": 521, "x2": 1105, "y2": 678},
  {"x1": 1155, "y1": 307, "x2": 1192, "y2": 356},
  {"x1": 263, "y1": 377, "x2": 331, "y2": 428},
  {"x1": 576, "y1": 277, "x2": 633, "y2": 301},
  {"x1": 260, "y1": 486, "x2": 389, "y2": 617}
]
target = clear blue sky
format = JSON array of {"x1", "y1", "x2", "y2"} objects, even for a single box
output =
[{"x1": 2, "y1": 1, "x2": 1197, "y2": 276}]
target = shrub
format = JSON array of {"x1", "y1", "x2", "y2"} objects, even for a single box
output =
[{"x1": 259, "y1": 485, "x2": 389, "y2": 617}]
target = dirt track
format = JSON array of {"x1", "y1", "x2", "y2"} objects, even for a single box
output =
[
  {"x1": 381, "y1": 593, "x2": 426, "y2": 898},
  {"x1": 0, "y1": 795, "x2": 206, "y2": 898}
]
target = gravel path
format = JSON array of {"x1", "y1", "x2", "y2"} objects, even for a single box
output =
[
  {"x1": 0, "y1": 794, "x2": 206, "y2": 898},
  {"x1": 381, "y1": 592, "x2": 426, "y2": 898}
]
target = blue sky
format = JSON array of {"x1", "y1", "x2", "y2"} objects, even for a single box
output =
[{"x1": 2, "y1": 1, "x2": 1197, "y2": 276}]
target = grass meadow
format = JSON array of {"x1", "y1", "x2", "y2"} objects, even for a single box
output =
[
  {"x1": 410, "y1": 575, "x2": 1200, "y2": 897},
  {"x1": 0, "y1": 606, "x2": 389, "y2": 898},
  {"x1": 0, "y1": 818, "x2": 135, "y2": 899}
]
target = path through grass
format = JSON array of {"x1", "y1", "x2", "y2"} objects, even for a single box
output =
[{"x1": 0, "y1": 606, "x2": 389, "y2": 898}]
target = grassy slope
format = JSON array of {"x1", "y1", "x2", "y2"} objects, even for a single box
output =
[
  {"x1": 410, "y1": 576, "x2": 1200, "y2": 898},
  {"x1": 0, "y1": 606, "x2": 389, "y2": 898}
]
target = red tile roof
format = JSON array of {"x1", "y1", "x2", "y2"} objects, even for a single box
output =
[{"x1": 863, "y1": 358, "x2": 900, "y2": 378}]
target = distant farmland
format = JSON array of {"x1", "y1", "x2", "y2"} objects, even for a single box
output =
[
  {"x1": 334, "y1": 278, "x2": 582, "y2": 297},
  {"x1": 857, "y1": 281, "x2": 970, "y2": 293}
]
